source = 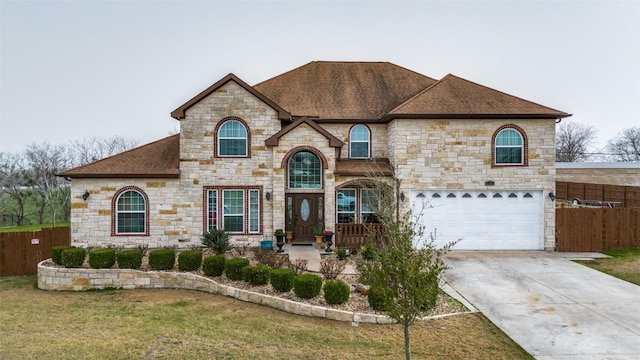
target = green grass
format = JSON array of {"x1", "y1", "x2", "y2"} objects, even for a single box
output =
[
  {"x1": 0, "y1": 223, "x2": 69, "y2": 233},
  {"x1": 0, "y1": 276, "x2": 532, "y2": 360},
  {"x1": 576, "y1": 248, "x2": 640, "y2": 286}
]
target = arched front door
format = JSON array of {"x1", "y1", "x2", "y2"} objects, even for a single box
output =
[{"x1": 286, "y1": 150, "x2": 324, "y2": 243}]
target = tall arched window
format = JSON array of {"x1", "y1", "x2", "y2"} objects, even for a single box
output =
[
  {"x1": 115, "y1": 189, "x2": 147, "y2": 234},
  {"x1": 349, "y1": 124, "x2": 370, "y2": 158},
  {"x1": 288, "y1": 151, "x2": 322, "y2": 189},
  {"x1": 494, "y1": 127, "x2": 525, "y2": 165},
  {"x1": 218, "y1": 119, "x2": 248, "y2": 157}
]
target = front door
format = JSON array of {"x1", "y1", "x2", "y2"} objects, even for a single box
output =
[{"x1": 290, "y1": 193, "x2": 323, "y2": 243}]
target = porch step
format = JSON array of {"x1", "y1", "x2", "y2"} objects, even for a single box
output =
[{"x1": 286, "y1": 245, "x2": 357, "y2": 275}]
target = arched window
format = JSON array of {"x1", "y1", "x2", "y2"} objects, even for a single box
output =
[
  {"x1": 288, "y1": 151, "x2": 322, "y2": 189},
  {"x1": 494, "y1": 127, "x2": 525, "y2": 165},
  {"x1": 218, "y1": 119, "x2": 248, "y2": 157},
  {"x1": 114, "y1": 189, "x2": 147, "y2": 235},
  {"x1": 349, "y1": 125, "x2": 370, "y2": 158}
]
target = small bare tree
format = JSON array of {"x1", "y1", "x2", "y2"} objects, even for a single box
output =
[
  {"x1": 69, "y1": 135, "x2": 139, "y2": 166},
  {"x1": 357, "y1": 175, "x2": 455, "y2": 360},
  {"x1": 605, "y1": 127, "x2": 640, "y2": 162},
  {"x1": 556, "y1": 120, "x2": 597, "y2": 162}
]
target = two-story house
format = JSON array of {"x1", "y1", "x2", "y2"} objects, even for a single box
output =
[{"x1": 60, "y1": 61, "x2": 570, "y2": 250}]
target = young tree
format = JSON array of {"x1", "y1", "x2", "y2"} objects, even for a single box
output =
[
  {"x1": 606, "y1": 127, "x2": 640, "y2": 162},
  {"x1": 555, "y1": 120, "x2": 597, "y2": 162},
  {"x1": 357, "y1": 177, "x2": 455, "y2": 360}
]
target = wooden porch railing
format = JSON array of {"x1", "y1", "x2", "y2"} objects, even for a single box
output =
[{"x1": 334, "y1": 223, "x2": 384, "y2": 249}]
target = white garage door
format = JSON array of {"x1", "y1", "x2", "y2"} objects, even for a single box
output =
[{"x1": 410, "y1": 190, "x2": 543, "y2": 250}]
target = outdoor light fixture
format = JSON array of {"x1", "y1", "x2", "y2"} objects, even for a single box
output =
[
  {"x1": 400, "y1": 192, "x2": 405, "y2": 201},
  {"x1": 82, "y1": 190, "x2": 90, "y2": 201},
  {"x1": 548, "y1": 191, "x2": 555, "y2": 201},
  {"x1": 265, "y1": 191, "x2": 271, "y2": 201}
]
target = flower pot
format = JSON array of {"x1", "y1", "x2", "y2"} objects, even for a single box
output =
[
  {"x1": 285, "y1": 231, "x2": 293, "y2": 244},
  {"x1": 314, "y1": 235, "x2": 323, "y2": 249}
]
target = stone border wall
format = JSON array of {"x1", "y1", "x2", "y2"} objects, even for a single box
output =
[{"x1": 37, "y1": 260, "x2": 396, "y2": 324}]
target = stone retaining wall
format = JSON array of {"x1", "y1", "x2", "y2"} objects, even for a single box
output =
[{"x1": 37, "y1": 260, "x2": 394, "y2": 324}]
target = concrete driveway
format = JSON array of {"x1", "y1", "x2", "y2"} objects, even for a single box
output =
[{"x1": 443, "y1": 251, "x2": 640, "y2": 360}]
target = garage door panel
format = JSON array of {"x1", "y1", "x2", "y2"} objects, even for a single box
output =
[{"x1": 412, "y1": 191, "x2": 543, "y2": 250}]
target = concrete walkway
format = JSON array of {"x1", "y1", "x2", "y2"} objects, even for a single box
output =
[{"x1": 443, "y1": 251, "x2": 640, "y2": 360}]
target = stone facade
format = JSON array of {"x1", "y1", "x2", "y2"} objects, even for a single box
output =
[{"x1": 69, "y1": 79, "x2": 558, "y2": 250}]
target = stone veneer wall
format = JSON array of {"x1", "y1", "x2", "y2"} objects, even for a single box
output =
[
  {"x1": 387, "y1": 118, "x2": 557, "y2": 250},
  {"x1": 37, "y1": 261, "x2": 394, "y2": 324}
]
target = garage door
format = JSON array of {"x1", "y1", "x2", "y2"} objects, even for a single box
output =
[{"x1": 410, "y1": 190, "x2": 543, "y2": 250}]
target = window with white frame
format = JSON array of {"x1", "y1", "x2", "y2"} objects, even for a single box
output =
[
  {"x1": 218, "y1": 119, "x2": 248, "y2": 157},
  {"x1": 349, "y1": 125, "x2": 370, "y2": 158},
  {"x1": 336, "y1": 187, "x2": 379, "y2": 223},
  {"x1": 115, "y1": 190, "x2": 146, "y2": 234},
  {"x1": 206, "y1": 188, "x2": 261, "y2": 234},
  {"x1": 288, "y1": 151, "x2": 322, "y2": 189},
  {"x1": 494, "y1": 128, "x2": 524, "y2": 164}
]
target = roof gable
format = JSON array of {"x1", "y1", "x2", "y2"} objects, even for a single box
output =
[
  {"x1": 265, "y1": 117, "x2": 343, "y2": 147},
  {"x1": 171, "y1": 73, "x2": 291, "y2": 121},
  {"x1": 254, "y1": 61, "x2": 437, "y2": 120},
  {"x1": 58, "y1": 135, "x2": 180, "y2": 178},
  {"x1": 387, "y1": 74, "x2": 571, "y2": 119}
]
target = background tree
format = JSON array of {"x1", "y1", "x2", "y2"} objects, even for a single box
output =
[
  {"x1": 0, "y1": 152, "x2": 32, "y2": 226},
  {"x1": 357, "y1": 177, "x2": 455, "y2": 360},
  {"x1": 605, "y1": 127, "x2": 640, "y2": 162},
  {"x1": 70, "y1": 135, "x2": 138, "y2": 166},
  {"x1": 556, "y1": 120, "x2": 597, "y2": 162}
]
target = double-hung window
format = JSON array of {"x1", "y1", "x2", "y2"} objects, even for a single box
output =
[
  {"x1": 336, "y1": 188, "x2": 379, "y2": 223},
  {"x1": 218, "y1": 119, "x2": 248, "y2": 157},
  {"x1": 114, "y1": 188, "x2": 147, "y2": 235},
  {"x1": 494, "y1": 127, "x2": 526, "y2": 165},
  {"x1": 349, "y1": 125, "x2": 370, "y2": 158},
  {"x1": 206, "y1": 187, "x2": 261, "y2": 234}
]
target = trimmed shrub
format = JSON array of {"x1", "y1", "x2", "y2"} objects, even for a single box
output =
[
  {"x1": 336, "y1": 248, "x2": 348, "y2": 261},
  {"x1": 148, "y1": 249, "x2": 176, "y2": 270},
  {"x1": 323, "y1": 280, "x2": 350, "y2": 305},
  {"x1": 88, "y1": 248, "x2": 116, "y2": 269},
  {"x1": 224, "y1": 257, "x2": 250, "y2": 281},
  {"x1": 242, "y1": 264, "x2": 271, "y2": 285},
  {"x1": 293, "y1": 273, "x2": 323, "y2": 299},
  {"x1": 270, "y1": 268, "x2": 296, "y2": 292},
  {"x1": 368, "y1": 284, "x2": 393, "y2": 311},
  {"x1": 117, "y1": 249, "x2": 142, "y2": 269},
  {"x1": 61, "y1": 247, "x2": 86, "y2": 268},
  {"x1": 51, "y1": 246, "x2": 73, "y2": 265},
  {"x1": 202, "y1": 255, "x2": 225, "y2": 277},
  {"x1": 178, "y1": 250, "x2": 203, "y2": 271}
]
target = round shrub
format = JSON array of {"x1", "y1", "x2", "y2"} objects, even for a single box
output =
[
  {"x1": 224, "y1": 257, "x2": 250, "y2": 281},
  {"x1": 202, "y1": 255, "x2": 225, "y2": 277},
  {"x1": 148, "y1": 249, "x2": 176, "y2": 270},
  {"x1": 178, "y1": 250, "x2": 203, "y2": 271},
  {"x1": 61, "y1": 247, "x2": 86, "y2": 268},
  {"x1": 117, "y1": 249, "x2": 142, "y2": 269},
  {"x1": 242, "y1": 264, "x2": 271, "y2": 285},
  {"x1": 293, "y1": 273, "x2": 323, "y2": 299},
  {"x1": 368, "y1": 284, "x2": 393, "y2": 311},
  {"x1": 270, "y1": 268, "x2": 296, "y2": 292},
  {"x1": 51, "y1": 246, "x2": 73, "y2": 265},
  {"x1": 323, "y1": 280, "x2": 350, "y2": 305},
  {"x1": 88, "y1": 248, "x2": 116, "y2": 269}
]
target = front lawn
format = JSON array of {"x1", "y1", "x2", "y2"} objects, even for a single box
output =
[
  {"x1": 0, "y1": 223, "x2": 69, "y2": 233},
  {"x1": 0, "y1": 276, "x2": 532, "y2": 359},
  {"x1": 576, "y1": 249, "x2": 640, "y2": 286}
]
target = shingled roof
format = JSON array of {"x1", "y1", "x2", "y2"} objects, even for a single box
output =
[
  {"x1": 59, "y1": 135, "x2": 180, "y2": 178},
  {"x1": 386, "y1": 74, "x2": 570, "y2": 119},
  {"x1": 253, "y1": 61, "x2": 438, "y2": 120}
]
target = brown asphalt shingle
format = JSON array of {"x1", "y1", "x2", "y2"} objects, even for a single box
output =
[
  {"x1": 253, "y1": 61, "x2": 438, "y2": 119},
  {"x1": 58, "y1": 135, "x2": 180, "y2": 178},
  {"x1": 389, "y1": 74, "x2": 570, "y2": 118},
  {"x1": 335, "y1": 158, "x2": 393, "y2": 177}
]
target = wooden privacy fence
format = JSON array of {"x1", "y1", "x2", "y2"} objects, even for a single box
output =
[
  {"x1": 556, "y1": 208, "x2": 640, "y2": 252},
  {"x1": 335, "y1": 223, "x2": 384, "y2": 249},
  {"x1": 556, "y1": 181, "x2": 640, "y2": 208},
  {"x1": 0, "y1": 227, "x2": 70, "y2": 276}
]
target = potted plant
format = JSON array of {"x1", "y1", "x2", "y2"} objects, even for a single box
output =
[
  {"x1": 323, "y1": 229, "x2": 334, "y2": 253},
  {"x1": 274, "y1": 229, "x2": 286, "y2": 253},
  {"x1": 313, "y1": 224, "x2": 324, "y2": 249}
]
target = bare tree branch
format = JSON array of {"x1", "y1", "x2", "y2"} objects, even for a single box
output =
[
  {"x1": 605, "y1": 127, "x2": 640, "y2": 162},
  {"x1": 556, "y1": 121, "x2": 597, "y2": 162}
]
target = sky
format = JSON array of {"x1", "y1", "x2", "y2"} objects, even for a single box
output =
[{"x1": 1, "y1": 0, "x2": 639, "y2": 155}]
